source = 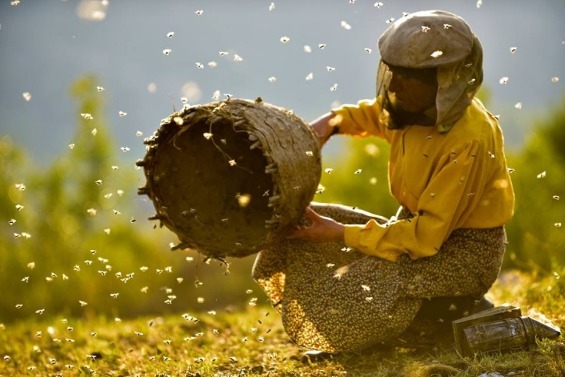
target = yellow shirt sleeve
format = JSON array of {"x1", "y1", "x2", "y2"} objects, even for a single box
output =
[
  {"x1": 331, "y1": 98, "x2": 389, "y2": 139},
  {"x1": 344, "y1": 139, "x2": 488, "y2": 261}
]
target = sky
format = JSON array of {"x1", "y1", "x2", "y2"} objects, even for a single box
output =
[{"x1": 0, "y1": 0, "x2": 564, "y2": 166}]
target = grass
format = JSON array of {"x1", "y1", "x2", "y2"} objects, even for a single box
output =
[{"x1": 1, "y1": 270, "x2": 564, "y2": 377}]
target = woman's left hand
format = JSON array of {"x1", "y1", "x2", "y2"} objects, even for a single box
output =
[{"x1": 286, "y1": 206, "x2": 345, "y2": 242}]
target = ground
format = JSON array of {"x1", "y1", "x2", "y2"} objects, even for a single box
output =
[{"x1": 0, "y1": 271, "x2": 563, "y2": 377}]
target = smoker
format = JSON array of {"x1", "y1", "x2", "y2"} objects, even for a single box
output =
[{"x1": 452, "y1": 305, "x2": 561, "y2": 357}]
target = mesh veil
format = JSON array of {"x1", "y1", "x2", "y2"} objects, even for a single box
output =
[{"x1": 376, "y1": 10, "x2": 483, "y2": 132}]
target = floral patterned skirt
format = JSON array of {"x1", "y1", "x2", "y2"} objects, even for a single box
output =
[{"x1": 252, "y1": 203, "x2": 506, "y2": 353}]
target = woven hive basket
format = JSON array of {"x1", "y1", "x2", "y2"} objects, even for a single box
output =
[{"x1": 137, "y1": 98, "x2": 322, "y2": 259}]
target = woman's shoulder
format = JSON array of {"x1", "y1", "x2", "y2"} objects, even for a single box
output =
[
  {"x1": 450, "y1": 98, "x2": 502, "y2": 141},
  {"x1": 469, "y1": 97, "x2": 499, "y2": 122}
]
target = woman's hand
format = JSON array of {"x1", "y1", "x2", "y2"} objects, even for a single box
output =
[
  {"x1": 310, "y1": 113, "x2": 339, "y2": 147},
  {"x1": 287, "y1": 207, "x2": 345, "y2": 242}
]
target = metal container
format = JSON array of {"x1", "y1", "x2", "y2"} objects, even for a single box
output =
[{"x1": 453, "y1": 305, "x2": 561, "y2": 356}]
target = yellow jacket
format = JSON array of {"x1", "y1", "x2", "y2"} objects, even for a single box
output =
[{"x1": 332, "y1": 97, "x2": 515, "y2": 261}]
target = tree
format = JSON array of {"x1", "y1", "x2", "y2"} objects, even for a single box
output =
[
  {"x1": 0, "y1": 76, "x2": 263, "y2": 322},
  {"x1": 504, "y1": 96, "x2": 565, "y2": 273}
]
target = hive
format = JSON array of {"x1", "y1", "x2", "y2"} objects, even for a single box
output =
[{"x1": 137, "y1": 98, "x2": 322, "y2": 259}]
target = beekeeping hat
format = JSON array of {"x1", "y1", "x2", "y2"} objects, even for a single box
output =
[{"x1": 377, "y1": 10, "x2": 483, "y2": 132}]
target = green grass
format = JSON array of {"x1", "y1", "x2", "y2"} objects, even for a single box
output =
[{"x1": 1, "y1": 270, "x2": 564, "y2": 377}]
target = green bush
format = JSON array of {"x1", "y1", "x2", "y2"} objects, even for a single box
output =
[
  {"x1": 504, "y1": 98, "x2": 565, "y2": 272},
  {"x1": 315, "y1": 137, "x2": 397, "y2": 217},
  {"x1": 0, "y1": 76, "x2": 259, "y2": 323}
]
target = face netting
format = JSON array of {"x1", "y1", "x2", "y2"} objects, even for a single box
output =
[{"x1": 376, "y1": 10, "x2": 483, "y2": 132}]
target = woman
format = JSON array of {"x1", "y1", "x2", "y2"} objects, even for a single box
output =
[{"x1": 252, "y1": 10, "x2": 515, "y2": 353}]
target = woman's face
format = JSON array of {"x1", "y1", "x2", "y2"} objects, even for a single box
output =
[{"x1": 386, "y1": 65, "x2": 438, "y2": 114}]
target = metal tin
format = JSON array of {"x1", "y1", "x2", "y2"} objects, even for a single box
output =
[{"x1": 452, "y1": 305, "x2": 561, "y2": 356}]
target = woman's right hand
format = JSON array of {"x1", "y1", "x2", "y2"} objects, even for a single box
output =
[{"x1": 310, "y1": 112, "x2": 339, "y2": 147}]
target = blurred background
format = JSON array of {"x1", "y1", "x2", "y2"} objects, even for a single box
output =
[{"x1": 0, "y1": 0, "x2": 564, "y2": 322}]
